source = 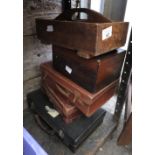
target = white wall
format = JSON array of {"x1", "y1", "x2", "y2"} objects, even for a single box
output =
[{"x1": 90, "y1": 0, "x2": 105, "y2": 13}]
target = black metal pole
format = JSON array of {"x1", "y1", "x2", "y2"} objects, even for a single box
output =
[
  {"x1": 62, "y1": 0, "x2": 71, "y2": 11},
  {"x1": 114, "y1": 29, "x2": 132, "y2": 122}
]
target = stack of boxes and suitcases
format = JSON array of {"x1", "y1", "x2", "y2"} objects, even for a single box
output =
[{"x1": 27, "y1": 8, "x2": 129, "y2": 151}]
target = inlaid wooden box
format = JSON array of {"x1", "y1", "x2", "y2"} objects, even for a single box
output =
[{"x1": 53, "y1": 45, "x2": 125, "y2": 93}]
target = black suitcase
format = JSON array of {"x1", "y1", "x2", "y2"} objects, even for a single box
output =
[{"x1": 27, "y1": 89, "x2": 106, "y2": 152}]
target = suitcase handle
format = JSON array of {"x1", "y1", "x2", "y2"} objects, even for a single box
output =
[
  {"x1": 43, "y1": 74, "x2": 81, "y2": 105},
  {"x1": 56, "y1": 83, "x2": 71, "y2": 98},
  {"x1": 34, "y1": 114, "x2": 55, "y2": 135},
  {"x1": 43, "y1": 74, "x2": 72, "y2": 99},
  {"x1": 55, "y1": 8, "x2": 111, "y2": 22},
  {"x1": 43, "y1": 74, "x2": 73, "y2": 102},
  {"x1": 56, "y1": 83, "x2": 80, "y2": 104}
]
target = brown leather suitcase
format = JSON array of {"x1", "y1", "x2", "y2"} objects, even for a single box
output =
[
  {"x1": 53, "y1": 45, "x2": 125, "y2": 93},
  {"x1": 41, "y1": 77, "x2": 82, "y2": 124},
  {"x1": 41, "y1": 62, "x2": 118, "y2": 117},
  {"x1": 36, "y1": 8, "x2": 129, "y2": 59}
]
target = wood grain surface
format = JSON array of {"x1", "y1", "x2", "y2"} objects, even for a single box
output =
[{"x1": 23, "y1": 0, "x2": 66, "y2": 109}]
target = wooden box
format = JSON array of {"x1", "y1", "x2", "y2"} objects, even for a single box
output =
[
  {"x1": 53, "y1": 45, "x2": 125, "y2": 93},
  {"x1": 40, "y1": 62, "x2": 118, "y2": 117},
  {"x1": 36, "y1": 8, "x2": 129, "y2": 59}
]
